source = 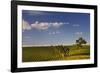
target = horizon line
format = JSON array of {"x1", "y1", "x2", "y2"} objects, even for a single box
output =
[{"x1": 22, "y1": 43, "x2": 90, "y2": 47}]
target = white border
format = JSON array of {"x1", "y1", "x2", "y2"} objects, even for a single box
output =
[{"x1": 17, "y1": 5, "x2": 94, "y2": 68}]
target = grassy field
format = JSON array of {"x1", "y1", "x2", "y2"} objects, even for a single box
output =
[{"x1": 22, "y1": 45, "x2": 90, "y2": 62}]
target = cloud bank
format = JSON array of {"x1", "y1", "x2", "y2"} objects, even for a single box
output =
[
  {"x1": 22, "y1": 20, "x2": 31, "y2": 31},
  {"x1": 22, "y1": 20, "x2": 63, "y2": 31},
  {"x1": 31, "y1": 21, "x2": 50, "y2": 30}
]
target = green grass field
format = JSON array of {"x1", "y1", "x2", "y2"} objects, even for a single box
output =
[{"x1": 22, "y1": 45, "x2": 90, "y2": 62}]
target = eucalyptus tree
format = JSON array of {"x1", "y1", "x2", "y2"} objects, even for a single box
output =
[{"x1": 76, "y1": 37, "x2": 87, "y2": 48}]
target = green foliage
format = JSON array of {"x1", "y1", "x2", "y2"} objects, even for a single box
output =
[{"x1": 76, "y1": 37, "x2": 87, "y2": 48}]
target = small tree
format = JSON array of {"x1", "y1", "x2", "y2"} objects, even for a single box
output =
[
  {"x1": 76, "y1": 37, "x2": 87, "y2": 48},
  {"x1": 58, "y1": 45, "x2": 69, "y2": 56}
]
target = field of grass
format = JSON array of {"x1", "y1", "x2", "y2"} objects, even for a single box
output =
[{"x1": 22, "y1": 45, "x2": 90, "y2": 62}]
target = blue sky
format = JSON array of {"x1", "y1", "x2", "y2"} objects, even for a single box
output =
[{"x1": 22, "y1": 10, "x2": 90, "y2": 46}]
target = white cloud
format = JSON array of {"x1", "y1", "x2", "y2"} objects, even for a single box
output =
[
  {"x1": 75, "y1": 32, "x2": 83, "y2": 35},
  {"x1": 22, "y1": 20, "x2": 64, "y2": 31},
  {"x1": 49, "y1": 31, "x2": 60, "y2": 35},
  {"x1": 31, "y1": 21, "x2": 63, "y2": 30},
  {"x1": 65, "y1": 22, "x2": 70, "y2": 25},
  {"x1": 52, "y1": 32, "x2": 56, "y2": 35},
  {"x1": 52, "y1": 22, "x2": 63, "y2": 28},
  {"x1": 31, "y1": 21, "x2": 50, "y2": 30},
  {"x1": 72, "y1": 24, "x2": 80, "y2": 27},
  {"x1": 22, "y1": 20, "x2": 31, "y2": 31},
  {"x1": 56, "y1": 31, "x2": 60, "y2": 34}
]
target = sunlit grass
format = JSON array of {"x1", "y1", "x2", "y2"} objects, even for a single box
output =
[{"x1": 22, "y1": 45, "x2": 90, "y2": 62}]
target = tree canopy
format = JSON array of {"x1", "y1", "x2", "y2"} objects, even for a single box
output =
[{"x1": 76, "y1": 37, "x2": 87, "y2": 48}]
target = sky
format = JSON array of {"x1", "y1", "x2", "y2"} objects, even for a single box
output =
[{"x1": 22, "y1": 10, "x2": 90, "y2": 46}]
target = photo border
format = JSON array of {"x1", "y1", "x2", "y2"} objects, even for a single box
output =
[{"x1": 11, "y1": 1, "x2": 97, "y2": 72}]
